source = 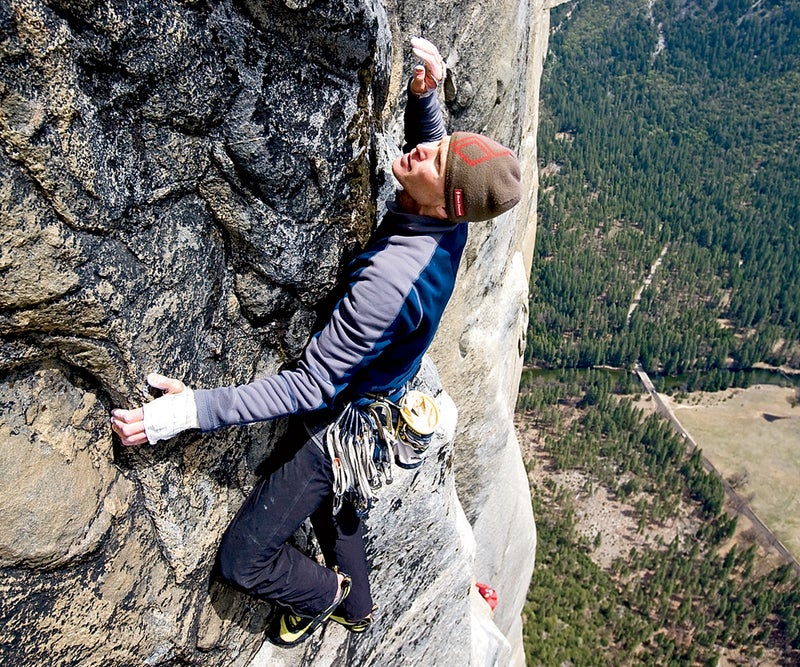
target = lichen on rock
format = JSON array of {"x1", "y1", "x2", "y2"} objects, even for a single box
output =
[{"x1": 0, "y1": 0, "x2": 543, "y2": 664}]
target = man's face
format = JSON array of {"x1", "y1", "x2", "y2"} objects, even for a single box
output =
[{"x1": 392, "y1": 137, "x2": 449, "y2": 213}]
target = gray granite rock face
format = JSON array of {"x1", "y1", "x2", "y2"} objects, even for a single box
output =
[
  {"x1": 0, "y1": 0, "x2": 546, "y2": 664},
  {"x1": 389, "y1": 2, "x2": 548, "y2": 663}
]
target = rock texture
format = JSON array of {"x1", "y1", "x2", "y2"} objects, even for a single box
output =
[
  {"x1": 0, "y1": 0, "x2": 547, "y2": 664},
  {"x1": 389, "y1": 2, "x2": 547, "y2": 662}
]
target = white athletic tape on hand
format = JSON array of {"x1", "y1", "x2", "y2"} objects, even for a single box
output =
[{"x1": 142, "y1": 387, "x2": 199, "y2": 445}]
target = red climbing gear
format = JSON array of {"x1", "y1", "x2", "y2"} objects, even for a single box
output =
[{"x1": 476, "y1": 582, "x2": 498, "y2": 611}]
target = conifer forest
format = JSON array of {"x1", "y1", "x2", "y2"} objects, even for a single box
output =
[
  {"x1": 518, "y1": 371, "x2": 799, "y2": 665},
  {"x1": 521, "y1": 0, "x2": 800, "y2": 664},
  {"x1": 529, "y1": 0, "x2": 799, "y2": 381}
]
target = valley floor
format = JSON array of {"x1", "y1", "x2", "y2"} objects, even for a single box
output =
[{"x1": 634, "y1": 384, "x2": 800, "y2": 563}]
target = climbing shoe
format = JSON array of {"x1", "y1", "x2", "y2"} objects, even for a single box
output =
[
  {"x1": 329, "y1": 609, "x2": 374, "y2": 633},
  {"x1": 268, "y1": 574, "x2": 351, "y2": 647}
]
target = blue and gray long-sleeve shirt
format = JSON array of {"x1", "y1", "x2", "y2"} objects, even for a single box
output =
[{"x1": 194, "y1": 85, "x2": 466, "y2": 432}]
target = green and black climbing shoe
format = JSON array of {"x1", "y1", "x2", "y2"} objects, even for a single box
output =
[{"x1": 268, "y1": 574, "x2": 351, "y2": 647}]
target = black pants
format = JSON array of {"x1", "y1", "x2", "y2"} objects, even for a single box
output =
[{"x1": 216, "y1": 421, "x2": 374, "y2": 620}]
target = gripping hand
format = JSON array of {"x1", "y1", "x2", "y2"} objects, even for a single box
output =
[
  {"x1": 410, "y1": 37, "x2": 445, "y2": 96},
  {"x1": 111, "y1": 373, "x2": 199, "y2": 446}
]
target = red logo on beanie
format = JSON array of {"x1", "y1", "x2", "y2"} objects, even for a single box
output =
[
  {"x1": 450, "y1": 134, "x2": 513, "y2": 167},
  {"x1": 453, "y1": 189, "x2": 465, "y2": 217}
]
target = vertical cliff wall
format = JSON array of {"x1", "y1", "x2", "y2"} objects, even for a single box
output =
[
  {"x1": 0, "y1": 0, "x2": 547, "y2": 664},
  {"x1": 405, "y1": 3, "x2": 548, "y2": 660}
]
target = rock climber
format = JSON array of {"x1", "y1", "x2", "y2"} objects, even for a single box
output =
[{"x1": 110, "y1": 36, "x2": 521, "y2": 646}]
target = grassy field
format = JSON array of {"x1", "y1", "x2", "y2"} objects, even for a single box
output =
[{"x1": 661, "y1": 385, "x2": 800, "y2": 561}]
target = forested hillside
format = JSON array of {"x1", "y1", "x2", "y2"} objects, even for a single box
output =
[
  {"x1": 518, "y1": 372, "x2": 800, "y2": 665},
  {"x1": 530, "y1": 0, "x2": 800, "y2": 376},
  {"x1": 520, "y1": 2, "x2": 800, "y2": 663}
]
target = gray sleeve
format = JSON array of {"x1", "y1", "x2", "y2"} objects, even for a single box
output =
[{"x1": 193, "y1": 257, "x2": 420, "y2": 431}]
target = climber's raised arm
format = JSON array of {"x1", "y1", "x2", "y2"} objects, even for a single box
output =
[{"x1": 402, "y1": 37, "x2": 447, "y2": 153}]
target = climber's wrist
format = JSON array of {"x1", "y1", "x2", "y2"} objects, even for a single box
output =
[{"x1": 142, "y1": 387, "x2": 200, "y2": 444}]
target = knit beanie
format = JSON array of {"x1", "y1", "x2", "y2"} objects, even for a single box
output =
[
  {"x1": 445, "y1": 132, "x2": 522, "y2": 222},
  {"x1": 444, "y1": 132, "x2": 520, "y2": 222}
]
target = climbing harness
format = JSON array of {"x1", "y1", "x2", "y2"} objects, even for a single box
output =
[{"x1": 325, "y1": 390, "x2": 439, "y2": 517}]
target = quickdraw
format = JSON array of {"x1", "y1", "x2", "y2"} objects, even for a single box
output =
[
  {"x1": 325, "y1": 404, "x2": 388, "y2": 517},
  {"x1": 325, "y1": 391, "x2": 439, "y2": 517}
]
